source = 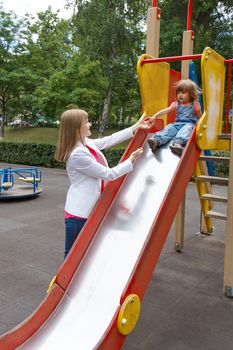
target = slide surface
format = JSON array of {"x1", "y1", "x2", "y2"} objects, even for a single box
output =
[{"x1": 0, "y1": 129, "x2": 200, "y2": 350}]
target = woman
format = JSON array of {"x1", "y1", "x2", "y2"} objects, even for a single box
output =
[{"x1": 56, "y1": 109, "x2": 152, "y2": 258}]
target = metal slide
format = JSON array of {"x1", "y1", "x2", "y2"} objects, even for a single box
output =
[
  {"x1": 0, "y1": 129, "x2": 200, "y2": 350},
  {"x1": 1, "y1": 47, "x2": 223, "y2": 350}
]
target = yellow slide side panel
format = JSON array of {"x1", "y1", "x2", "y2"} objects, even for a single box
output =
[
  {"x1": 196, "y1": 47, "x2": 225, "y2": 150},
  {"x1": 137, "y1": 54, "x2": 170, "y2": 123}
]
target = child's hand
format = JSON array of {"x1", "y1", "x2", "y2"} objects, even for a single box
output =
[
  {"x1": 146, "y1": 116, "x2": 155, "y2": 128},
  {"x1": 140, "y1": 114, "x2": 155, "y2": 129},
  {"x1": 132, "y1": 114, "x2": 154, "y2": 133},
  {"x1": 129, "y1": 148, "x2": 143, "y2": 162}
]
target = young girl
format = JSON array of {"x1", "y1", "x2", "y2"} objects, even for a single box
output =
[
  {"x1": 56, "y1": 109, "x2": 152, "y2": 258},
  {"x1": 148, "y1": 79, "x2": 202, "y2": 155}
]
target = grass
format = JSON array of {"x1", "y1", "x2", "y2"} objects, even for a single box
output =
[
  {"x1": 4, "y1": 127, "x2": 59, "y2": 145},
  {"x1": 4, "y1": 126, "x2": 128, "y2": 147}
]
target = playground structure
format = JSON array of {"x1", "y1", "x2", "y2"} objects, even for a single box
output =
[
  {"x1": 146, "y1": 0, "x2": 233, "y2": 297},
  {"x1": 0, "y1": 167, "x2": 42, "y2": 199},
  {"x1": 0, "y1": 1, "x2": 232, "y2": 349}
]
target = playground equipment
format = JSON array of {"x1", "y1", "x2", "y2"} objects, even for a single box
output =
[
  {"x1": 0, "y1": 167, "x2": 42, "y2": 199},
  {"x1": 146, "y1": 0, "x2": 233, "y2": 296},
  {"x1": 0, "y1": 1, "x2": 232, "y2": 349}
]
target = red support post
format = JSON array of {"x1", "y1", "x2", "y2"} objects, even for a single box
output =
[
  {"x1": 152, "y1": 0, "x2": 157, "y2": 7},
  {"x1": 225, "y1": 61, "x2": 232, "y2": 134},
  {"x1": 187, "y1": 0, "x2": 193, "y2": 30}
]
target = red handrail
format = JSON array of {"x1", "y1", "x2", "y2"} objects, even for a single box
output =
[
  {"x1": 141, "y1": 54, "x2": 202, "y2": 65},
  {"x1": 225, "y1": 61, "x2": 232, "y2": 133},
  {"x1": 142, "y1": 55, "x2": 232, "y2": 65}
]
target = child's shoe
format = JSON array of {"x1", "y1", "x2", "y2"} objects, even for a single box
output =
[
  {"x1": 169, "y1": 143, "x2": 184, "y2": 155},
  {"x1": 148, "y1": 139, "x2": 159, "y2": 153}
]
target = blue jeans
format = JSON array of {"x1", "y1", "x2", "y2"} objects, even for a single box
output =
[
  {"x1": 154, "y1": 122, "x2": 195, "y2": 146},
  {"x1": 64, "y1": 217, "x2": 87, "y2": 259}
]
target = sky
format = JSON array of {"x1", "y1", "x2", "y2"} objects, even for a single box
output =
[{"x1": 1, "y1": 0, "x2": 73, "y2": 19}]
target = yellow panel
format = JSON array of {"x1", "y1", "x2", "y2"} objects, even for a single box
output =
[
  {"x1": 137, "y1": 54, "x2": 170, "y2": 122},
  {"x1": 196, "y1": 47, "x2": 226, "y2": 150},
  {"x1": 217, "y1": 139, "x2": 231, "y2": 151}
]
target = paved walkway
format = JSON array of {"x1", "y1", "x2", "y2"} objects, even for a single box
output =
[{"x1": 0, "y1": 162, "x2": 232, "y2": 350}]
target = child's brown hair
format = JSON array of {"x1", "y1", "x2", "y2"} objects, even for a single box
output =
[
  {"x1": 175, "y1": 79, "x2": 201, "y2": 102},
  {"x1": 55, "y1": 109, "x2": 88, "y2": 162}
]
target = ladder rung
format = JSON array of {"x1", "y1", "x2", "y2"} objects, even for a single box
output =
[
  {"x1": 196, "y1": 175, "x2": 229, "y2": 185},
  {"x1": 200, "y1": 194, "x2": 228, "y2": 203},
  {"x1": 199, "y1": 155, "x2": 230, "y2": 163},
  {"x1": 204, "y1": 210, "x2": 227, "y2": 220},
  {"x1": 218, "y1": 133, "x2": 231, "y2": 140}
]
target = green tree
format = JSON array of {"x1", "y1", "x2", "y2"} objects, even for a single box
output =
[
  {"x1": 0, "y1": 8, "x2": 32, "y2": 139},
  {"x1": 1, "y1": 0, "x2": 231, "y2": 141},
  {"x1": 159, "y1": 0, "x2": 232, "y2": 59},
  {"x1": 34, "y1": 54, "x2": 107, "y2": 122},
  {"x1": 69, "y1": 0, "x2": 149, "y2": 136},
  {"x1": 19, "y1": 9, "x2": 74, "y2": 121},
  {"x1": 23, "y1": 9, "x2": 73, "y2": 79}
]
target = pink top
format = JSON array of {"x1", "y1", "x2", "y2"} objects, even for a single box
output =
[{"x1": 64, "y1": 145, "x2": 105, "y2": 219}]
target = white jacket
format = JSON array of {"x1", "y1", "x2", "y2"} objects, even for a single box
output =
[{"x1": 65, "y1": 127, "x2": 134, "y2": 218}]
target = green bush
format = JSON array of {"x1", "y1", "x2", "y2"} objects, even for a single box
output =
[
  {"x1": 211, "y1": 150, "x2": 230, "y2": 178},
  {"x1": 0, "y1": 141, "x2": 62, "y2": 168},
  {"x1": 103, "y1": 148, "x2": 125, "y2": 167},
  {"x1": 0, "y1": 141, "x2": 229, "y2": 178},
  {"x1": 0, "y1": 141, "x2": 125, "y2": 169}
]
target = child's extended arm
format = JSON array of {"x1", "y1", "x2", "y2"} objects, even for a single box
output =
[
  {"x1": 152, "y1": 104, "x2": 175, "y2": 119},
  {"x1": 195, "y1": 101, "x2": 202, "y2": 119}
]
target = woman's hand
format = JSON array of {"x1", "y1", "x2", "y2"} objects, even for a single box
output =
[
  {"x1": 131, "y1": 114, "x2": 154, "y2": 134},
  {"x1": 129, "y1": 147, "x2": 143, "y2": 163}
]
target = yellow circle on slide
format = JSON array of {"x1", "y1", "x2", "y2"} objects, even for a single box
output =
[{"x1": 117, "y1": 294, "x2": 141, "y2": 335}]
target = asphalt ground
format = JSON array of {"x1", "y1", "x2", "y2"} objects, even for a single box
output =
[{"x1": 0, "y1": 162, "x2": 232, "y2": 350}]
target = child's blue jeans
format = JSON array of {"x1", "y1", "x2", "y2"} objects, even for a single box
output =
[
  {"x1": 64, "y1": 217, "x2": 87, "y2": 259},
  {"x1": 153, "y1": 122, "x2": 195, "y2": 146}
]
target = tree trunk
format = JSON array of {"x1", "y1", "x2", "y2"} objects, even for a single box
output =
[
  {"x1": 98, "y1": 1, "x2": 116, "y2": 138},
  {"x1": 0, "y1": 121, "x2": 3, "y2": 140},
  {"x1": 127, "y1": 112, "x2": 133, "y2": 124},
  {"x1": 0, "y1": 99, "x2": 6, "y2": 140},
  {"x1": 98, "y1": 85, "x2": 112, "y2": 137}
]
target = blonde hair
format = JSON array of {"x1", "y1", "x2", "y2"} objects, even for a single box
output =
[
  {"x1": 55, "y1": 109, "x2": 88, "y2": 162},
  {"x1": 175, "y1": 79, "x2": 201, "y2": 102}
]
